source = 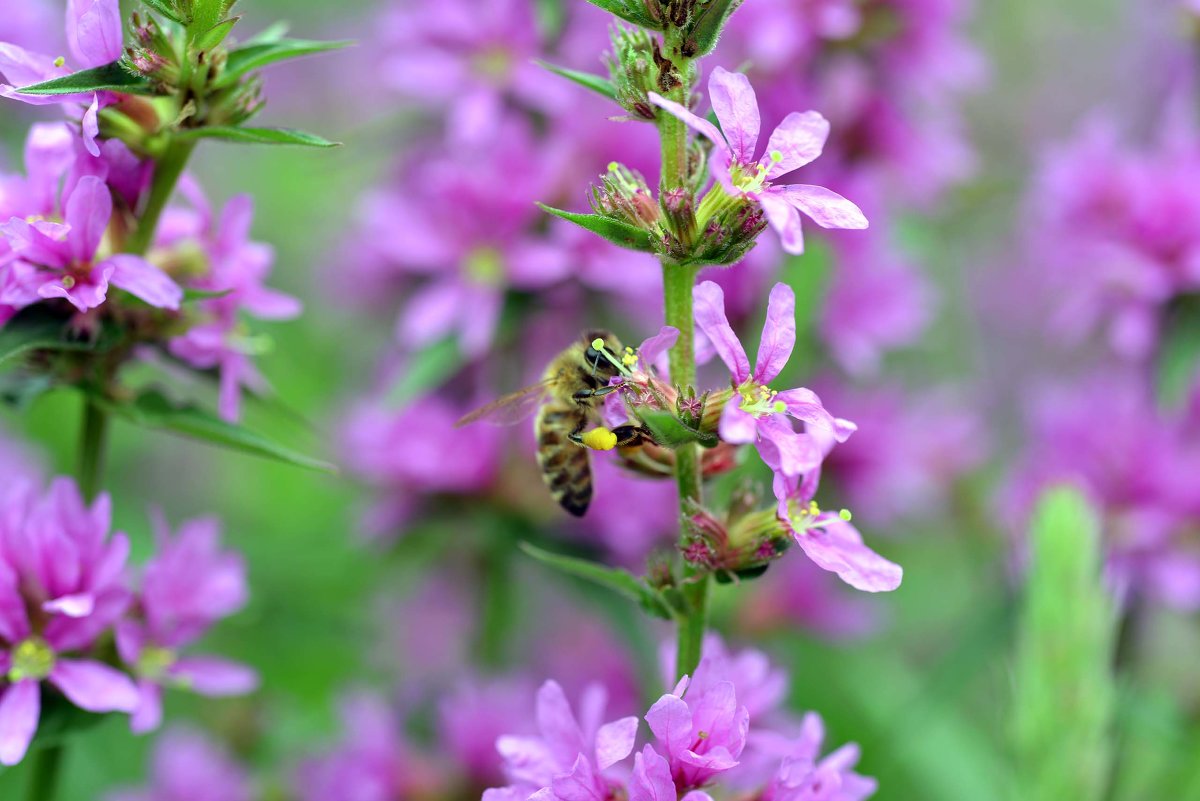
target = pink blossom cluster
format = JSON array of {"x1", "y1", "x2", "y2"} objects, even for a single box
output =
[{"x1": 0, "y1": 474, "x2": 254, "y2": 766}]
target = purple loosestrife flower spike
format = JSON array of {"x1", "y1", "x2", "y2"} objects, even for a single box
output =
[
  {"x1": 0, "y1": 478, "x2": 139, "y2": 766},
  {"x1": 694, "y1": 280, "x2": 855, "y2": 480},
  {"x1": 649, "y1": 68, "x2": 868, "y2": 255}
]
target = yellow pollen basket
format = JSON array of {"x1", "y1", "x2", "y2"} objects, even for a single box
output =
[{"x1": 581, "y1": 427, "x2": 618, "y2": 451}]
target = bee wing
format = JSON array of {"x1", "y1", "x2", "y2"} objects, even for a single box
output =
[{"x1": 456, "y1": 381, "x2": 553, "y2": 427}]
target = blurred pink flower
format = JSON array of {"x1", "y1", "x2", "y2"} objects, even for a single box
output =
[
  {"x1": 107, "y1": 726, "x2": 253, "y2": 801},
  {"x1": 0, "y1": 477, "x2": 138, "y2": 765},
  {"x1": 117, "y1": 516, "x2": 257, "y2": 734}
]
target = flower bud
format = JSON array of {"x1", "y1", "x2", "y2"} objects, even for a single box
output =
[
  {"x1": 590, "y1": 163, "x2": 662, "y2": 232},
  {"x1": 606, "y1": 25, "x2": 658, "y2": 122},
  {"x1": 661, "y1": 188, "x2": 697, "y2": 252}
]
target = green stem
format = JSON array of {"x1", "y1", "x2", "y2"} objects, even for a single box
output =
[
  {"x1": 78, "y1": 396, "x2": 109, "y2": 501},
  {"x1": 474, "y1": 525, "x2": 516, "y2": 670},
  {"x1": 26, "y1": 744, "x2": 64, "y2": 801},
  {"x1": 125, "y1": 138, "x2": 197, "y2": 256}
]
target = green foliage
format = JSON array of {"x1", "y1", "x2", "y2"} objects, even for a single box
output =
[
  {"x1": 1011, "y1": 487, "x2": 1116, "y2": 801},
  {"x1": 175, "y1": 126, "x2": 341, "y2": 147},
  {"x1": 0, "y1": 307, "x2": 108, "y2": 368},
  {"x1": 15, "y1": 62, "x2": 155, "y2": 96},
  {"x1": 639, "y1": 408, "x2": 717, "y2": 448},
  {"x1": 94, "y1": 388, "x2": 336, "y2": 472},
  {"x1": 536, "y1": 61, "x2": 617, "y2": 101},
  {"x1": 141, "y1": 0, "x2": 188, "y2": 25},
  {"x1": 193, "y1": 16, "x2": 241, "y2": 51},
  {"x1": 520, "y1": 542, "x2": 674, "y2": 619},
  {"x1": 1156, "y1": 294, "x2": 1200, "y2": 409},
  {"x1": 383, "y1": 338, "x2": 463, "y2": 409},
  {"x1": 212, "y1": 38, "x2": 353, "y2": 90},
  {"x1": 686, "y1": 0, "x2": 744, "y2": 57},
  {"x1": 537, "y1": 203, "x2": 656, "y2": 252},
  {"x1": 188, "y1": 0, "x2": 239, "y2": 42},
  {"x1": 582, "y1": 0, "x2": 662, "y2": 29}
]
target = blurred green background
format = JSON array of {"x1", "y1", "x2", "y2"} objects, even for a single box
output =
[{"x1": 1, "y1": 0, "x2": 1199, "y2": 799}]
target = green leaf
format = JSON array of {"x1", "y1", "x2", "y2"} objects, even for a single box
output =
[
  {"x1": 1012, "y1": 486, "x2": 1116, "y2": 801},
  {"x1": 141, "y1": 0, "x2": 188, "y2": 24},
  {"x1": 687, "y1": 0, "x2": 745, "y2": 57},
  {"x1": 537, "y1": 203, "x2": 655, "y2": 252},
  {"x1": 384, "y1": 337, "x2": 463, "y2": 409},
  {"x1": 639, "y1": 408, "x2": 717, "y2": 449},
  {"x1": 213, "y1": 38, "x2": 353, "y2": 90},
  {"x1": 536, "y1": 60, "x2": 616, "y2": 101},
  {"x1": 188, "y1": 0, "x2": 235, "y2": 41},
  {"x1": 1156, "y1": 294, "x2": 1200, "y2": 409},
  {"x1": 194, "y1": 15, "x2": 240, "y2": 51},
  {"x1": 15, "y1": 61, "x2": 156, "y2": 97},
  {"x1": 520, "y1": 542, "x2": 673, "y2": 619},
  {"x1": 242, "y1": 21, "x2": 291, "y2": 46},
  {"x1": 175, "y1": 126, "x2": 340, "y2": 147},
  {"x1": 182, "y1": 287, "x2": 236, "y2": 302},
  {"x1": 27, "y1": 693, "x2": 106, "y2": 752},
  {"x1": 0, "y1": 307, "x2": 102, "y2": 367},
  {"x1": 96, "y1": 388, "x2": 336, "y2": 472},
  {"x1": 583, "y1": 0, "x2": 661, "y2": 28}
]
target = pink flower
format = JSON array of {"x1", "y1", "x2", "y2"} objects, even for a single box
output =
[
  {"x1": 645, "y1": 673, "x2": 749, "y2": 790},
  {"x1": 756, "y1": 713, "x2": 877, "y2": 801},
  {"x1": 106, "y1": 726, "x2": 253, "y2": 801},
  {"x1": 694, "y1": 280, "x2": 855, "y2": 480},
  {"x1": 487, "y1": 681, "x2": 639, "y2": 801},
  {"x1": 1, "y1": 175, "x2": 182, "y2": 314},
  {"x1": 765, "y1": 433, "x2": 903, "y2": 593},
  {"x1": 0, "y1": 477, "x2": 138, "y2": 765},
  {"x1": 629, "y1": 745, "x2": 715, "y2": 801},
  {"x1": 0, "y1": 0, "x2": 126, "y2": 157},
  {"x1": 649, "y1": 68, "x2": 868, "y2": 255},
  {"x1": 117, "y1": 516, "x2": 257, "y2": 734},
  {"x1": 161, "y1": 182, "x2": 301, "y2": 421}
]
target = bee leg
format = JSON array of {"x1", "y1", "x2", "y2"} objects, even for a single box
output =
[
  {"x1": 572, "y1": 384, "x2": 622, "y2": 404},
  {"x1": 566, "y1": 418, "x2": 588, "y2": 447},
  {"x1": 612, "y1": 424, "x2": 655, "y2": 447}
]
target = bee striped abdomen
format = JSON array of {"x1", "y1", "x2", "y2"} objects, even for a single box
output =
[{"x1": 535, "y1": 404, "x2": 593, "y2": 517}]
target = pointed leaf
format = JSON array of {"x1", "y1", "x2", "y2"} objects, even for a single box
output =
[
  {"x1": 520, "y1": 542, "x2": 673, "y2": 619},
  {"x1": 175, "y1": 126, "x2": 340, "y2": 147},
  {"x1": 583, "y1": 0, "x2": 661, "y2": 28},
  {"x1": 0, "y1": 307, "x2": 103, "y2": 367},
  {"x1": 639, "y1": 408, "x2": 717, "y2": 449},
  {"x1": 212, "y1": 38, "x2": 353, "y2": 89},
  {"x1": 182, "y1": 287, "x2": 235, "y2": 303},
  {"x1": 141, "y1": 0, "x2": 188, "y2": 24},
  {"x1": 194, "y1": 16, "x2": 240, "y2": 52},
  {"x1": 1012, "y1": 487, "x2": 1116, "y2": 801},
  {"x1": 536, "y1": 60, "x2": 616, "y2": 101},
  {"x1": 15, "y1": 62, "x2": 156, "y2": 97},
  {"x1": 687, "y1": 0, "x2": 745, "y2": 57},
  {"x1": 537, "y1": 203, "x2": 655, "y2": 252},
  {"x1": 95, "y1": 388, "x2": 336, "y2": 472},
  {"x1": 384, "y1": 338, "x2": 463, "y2": 409},
  {"x1": 242, "y1": 21, "x2": 291, "y2": 46}
]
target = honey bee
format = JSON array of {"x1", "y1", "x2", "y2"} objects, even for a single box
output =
[{"x1": 456, "y1": 330, "x2": 652, "y2": 516}]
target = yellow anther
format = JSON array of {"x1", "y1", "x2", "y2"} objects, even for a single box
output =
[
  {"x1": 770, "y1": 150, "x2": 784, "y2": 163},
  {"x1": 53, "y1": 56, "x2": 66, "y2": 68},
  {"x1": 581, "y1": 427, "x2": 618, "y2": 451},
  {"x1": 808, "y1": 501, "x2": 820, "y2": 516},
  {"x1": 591, "y1": 338, "x2": 606, "y2": 350},
  {"x1": 622, "y1": 352, "x2": 639, "y2": 367},
  {"x1": 61, "y1": 276, "x2": 76, "y2": 289},
  {"x1": 839, "y1": 509, "x2": 853, "y2": 521}
]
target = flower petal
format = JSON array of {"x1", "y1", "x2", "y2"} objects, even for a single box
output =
[
  {"x1": 781, "y1": 184, "x2": 869, "y2": 230},
  {"x1": 647, "y1": 92, "x2": 729, "y2": 155},
  {"x1": 82, "y1": 94, "x2": 101, "y2": 157},
  {"x1": 765, "y1": 111, "x2": 830, "y2": 179},
  {"x1": 129, "y1": 679, "x2": 163, "y2": 735},
  {"x1": 630, "y1": 745, "x2": 675, "y2": 801},
  {"x1": 792, "y1": 519, "x2": 903, "y2": 592},
  {"x1": 645, "y1": 693, "x2": 692, "y2": 760},
  {"x1": 754, "y1": 283, "x2": 796, "y2": 383},
  {"x1": 50, "y1": 658, "x2": 140, "y2": 712},
  {"x1": 757, "y1": 414, "x2": 823, "y2": 476},
  {"x1": 718, "y1": 402, "x2": 758, "y2": 444},
  {"x1": 105, "y1": 254, "x2": 184, "y2": 309},
  {"x1": 595, "y1": 715, "x2": 639, "y2": 770},
  {"x1": 638, "y1": 326, "x2": 680, "y2": 372},
  {"x1": 759, "y1": 192, "x2": 805, "y2": 255},
  {"x1": 693, "y1": 281, "x2": 750, "y2": 381},
  {"x1": 0, "y1": 680, "x2": 40, "y2": 766},
  {"x1": 42, "y1": 593, "x2": 95, "y2": 618},
  {"x1": 168, "y1": 656, "x2": 259, "y2": 696},
  {"x1": 65, "y1": 174, "x2": 111, "y2": 263},
  {"x1": 67, "y1": 0, "x2": 124, "y2": 68},
  {"x1": 708, "y1": 67, "x2": 760, "y2": 165},
  {"x1": 776, "y1": 388, "x2": 856, "y2": 441}
]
